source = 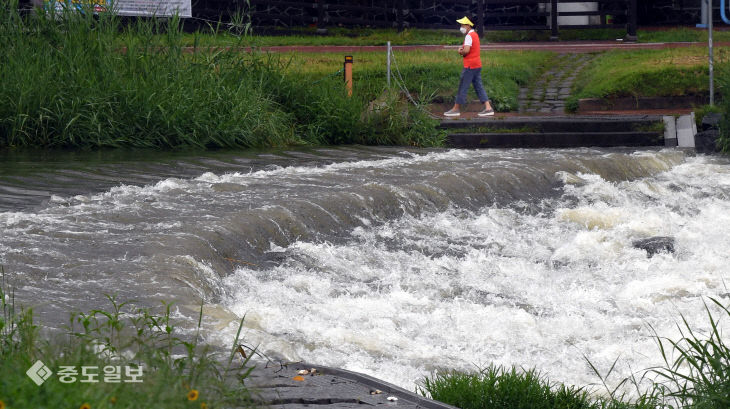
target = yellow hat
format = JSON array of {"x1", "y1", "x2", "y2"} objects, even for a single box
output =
[{"x1": 456, "y1": 16, "x2": 474, "y2": 26}]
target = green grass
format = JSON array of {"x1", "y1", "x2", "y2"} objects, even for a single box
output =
[
  {"x1": 283, "y1": 50, "x2": 553, "y2": 112},
  {"x1": 419, "y1": 364, "x2": 657, "y2": 409},
  {"x1": 571, "y1": 48, "x2": 730, "y2": 100},
  {"x1": 0, "y1": 3, "x2": 444, "y2": 149},
  {"x1": 651, "y1": 298, "x2": 730, "y2": 409},
  {"x1": 0, "y1": 266, "x2": 255, "y2": 409},
  {"x1": 420, "y1": 298, "x2": 730, "y2": 409}
]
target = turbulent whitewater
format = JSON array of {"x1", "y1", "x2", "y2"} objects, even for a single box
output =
[{"x1": 1, "y1": 147, "x2": 729, "y2": 391}]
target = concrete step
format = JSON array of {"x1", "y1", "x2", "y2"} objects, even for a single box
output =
[
  {"x1": 440, "y1": 115, "x2": 664, "y2": 133},
  {"x1": 446, "y1": 131, "x2": 664, "y2": 149}
]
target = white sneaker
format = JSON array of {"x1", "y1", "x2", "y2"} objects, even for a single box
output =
[
  {"x1": 444, "y1": 109, "x2": 461, "y2": 117},
  {"x1": 478, "y1": 109, "x2": 495, "y2": 117}
]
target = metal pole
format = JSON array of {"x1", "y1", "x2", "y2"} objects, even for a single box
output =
[
  {"x1": 698, "y1": 0, "x2": 708, "y2": 27},
  {"x1": 626, "y1": 0, "x2": 638, "y2": 42},
  {"x1": 387, "y1": 41, "x2": 392, "y2": 88},
  {"x1": 397, "y1": 0, "x2": 404, "y2": 32},
  {"x1": 709, "y1": 0, "x2": 714, "y2": 106},
  {"x1": 477, "y1": 0, "x2": 484, "y2": 38},
  {"x1": 317, "y1": 0, "x2": 326, "y2": 30},
  {"x1": 550, "y1": 0, "x2": 558, "y2": 41}
]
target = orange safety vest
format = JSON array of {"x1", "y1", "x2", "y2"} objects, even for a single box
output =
[{"x1": 462, "y1": 31, "x2": 481, "y2": 69}]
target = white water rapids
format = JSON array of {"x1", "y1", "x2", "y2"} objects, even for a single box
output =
[
  {"x1": 216, "y1": 151, "x2": 730, "y2": 391},
  {"x1": 1, "y1": 147, "x2": 729, "y2": 394}
]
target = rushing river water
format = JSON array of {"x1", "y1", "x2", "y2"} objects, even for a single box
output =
[{"x1": 1, "y1": 146, "x2": 729, "y2": 391}]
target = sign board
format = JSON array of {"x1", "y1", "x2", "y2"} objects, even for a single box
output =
[{"x1": 45, "y1": 0, "x2": 192, "y2": 18}]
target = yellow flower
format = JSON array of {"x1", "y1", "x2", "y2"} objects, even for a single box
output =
[
  {"x1": 187, "y1": 389, "x2": 199, "y2": 401},
  {"x1": 0, "y1": 399, "x2": 6, "y2": 409},
  {"x1": 200, "y1": 403, "x2": 208, "y2": 409},
  {"x1": 110, "y1": 396, "x2": 117, "y2": 404},
  {"x1": 80, "y1": 404, "x2": 91, "y2": 409}
]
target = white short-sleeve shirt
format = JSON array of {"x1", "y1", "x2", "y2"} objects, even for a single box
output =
[{"x1": 463, "y1": 29, "x2": 475, "y2": 46}]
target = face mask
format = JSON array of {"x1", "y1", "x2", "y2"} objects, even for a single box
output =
[{"x1": 460, "y1": 27, "x2": 467, "y2": 34}]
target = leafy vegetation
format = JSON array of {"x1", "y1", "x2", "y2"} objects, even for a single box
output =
[
  {"x1": 420, "y1": 298, "x2": 730, "y2": 409},
  {"x1": 0, "y1": 266, "x2": 255, "y2": 409},
  {"x1": 0, "y1": 2, "x2": 443, "y2": 149}
]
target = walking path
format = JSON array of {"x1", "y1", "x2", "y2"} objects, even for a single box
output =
[{"x1": 519, "y1": 53, "x2": 594, "y2": 114}]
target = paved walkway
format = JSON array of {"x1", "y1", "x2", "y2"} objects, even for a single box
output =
[{"x1": 519, "y1": 53, "x2": 594, "y2": 114}]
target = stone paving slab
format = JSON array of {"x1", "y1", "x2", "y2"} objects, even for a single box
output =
[{"x1": 244, "y1": 361, "x2": 458, "y2": 409}]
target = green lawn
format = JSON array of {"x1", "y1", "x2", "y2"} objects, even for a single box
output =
[
  {"x1": 571, "y1": 47, "x2": 729, "y2": 100},
  {"x1": 281, "y1": 50, "x2": 554, "y2": 112}
]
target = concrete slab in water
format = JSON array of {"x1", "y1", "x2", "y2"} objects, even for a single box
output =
[
  {"x1": 243, "y1": 362, "x2": 457, "y2": 409},
  {"x1": 676, "y1": 114, "x2": 696, "y2": 148},
  {"x1": 663, "y1": 116, "x2": 677, "y2": 147}
]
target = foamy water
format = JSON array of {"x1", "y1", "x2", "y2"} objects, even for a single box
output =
[
  {"x1": 219, "y1": 154, "x2": 730, "y2": 391},
  {"x1": 1, "y1": 147, "x2": 728, "y2": 394}
]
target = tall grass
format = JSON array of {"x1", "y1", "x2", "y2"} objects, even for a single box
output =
[
  {"x1": 0, "y1": 2, "x2": 442, "y2": 149},
  {"x1": 651, "y1": 298, "x2": 730, "y2": 409},
  {"x1": 420, "y1": 364, "x2": 656, "y2": 409}
]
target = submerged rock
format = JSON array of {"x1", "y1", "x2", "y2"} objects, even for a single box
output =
[{"x1": 632, "y1": 236, "x2": 675, "y2": 257}]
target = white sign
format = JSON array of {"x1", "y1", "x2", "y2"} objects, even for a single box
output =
[
  {"x1": 113, "y1": 0, "x2": 192, "y2": 18},
  {"x1": 45, "y1": 0, "x2": 192, "y2": 18}
]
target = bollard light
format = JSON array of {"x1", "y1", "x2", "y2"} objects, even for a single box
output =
[{"x1": 344, "y1": 55, "x2": 353, "y2": 97}]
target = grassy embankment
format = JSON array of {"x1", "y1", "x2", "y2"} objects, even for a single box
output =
[
  {"x1": 0, "y1": 4, "x2": 439, "y2": 150},
  {"x1": 567, "y1": 48, "x2": 729, "y2": 107},
  {"x1": 566, "y1": 47, "x2": 730, "y2": 150},
  {"x1": 420, "y1": 298, "x2": 730, "y2": 409},
  {"x1": 281, "y1": 49, "x2": 550, "y2": 112},
  {"x1": 0, "y1": 4, "x2": 549, "y2": 150},
  {"x1": 0, "y1": 268, "x2": 254, "y2": 409}
]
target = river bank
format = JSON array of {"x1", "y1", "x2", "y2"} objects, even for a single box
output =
[{"x1": 5, "y1": 4, "x2": 730, "y2": 151}]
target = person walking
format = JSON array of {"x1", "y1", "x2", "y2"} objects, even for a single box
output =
[{"x1": 444, "y1": 17, "x2": 494, "y2": 117}]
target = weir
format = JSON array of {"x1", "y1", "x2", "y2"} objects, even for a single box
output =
[{"x1": 1, "y1": 146, "x2": 729, "y2": 392}]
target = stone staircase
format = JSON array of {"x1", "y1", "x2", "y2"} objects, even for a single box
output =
[{"x1": 441, "y1": 115, "x2": 667, "y2": 149}]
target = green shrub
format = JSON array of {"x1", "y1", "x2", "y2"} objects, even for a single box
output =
[{"x1": 418, "y1": 364, "x2": 654, "y2": 409}]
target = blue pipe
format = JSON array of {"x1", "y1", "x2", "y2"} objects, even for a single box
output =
[{"x1": 723, "y1": 0, "x2": 730, "y2": 24}]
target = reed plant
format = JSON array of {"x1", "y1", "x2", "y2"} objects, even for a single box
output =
[
  {"x1": 0, "y1": 266, "x2": 256, "y2": 409},
  {"x1": 0, "y1": 1, "x2": 442, "y2": 149},
  {"x1": 651, "y1": 298, "x2": 730, "y2": 409}
]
